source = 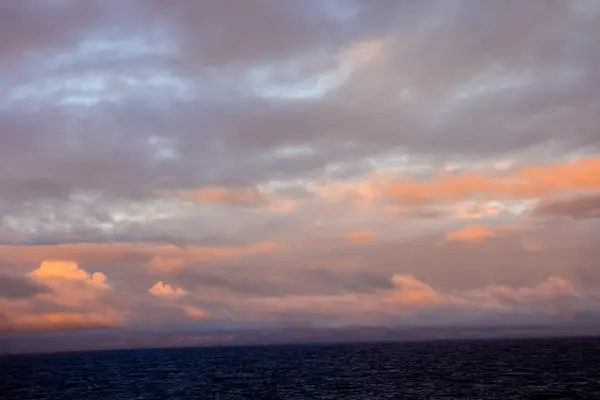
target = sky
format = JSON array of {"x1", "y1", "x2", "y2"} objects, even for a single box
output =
[{"x1": 1, "y1": 0, "x2": 600, "y2": 351}]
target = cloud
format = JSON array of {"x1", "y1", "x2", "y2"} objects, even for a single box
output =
[
  {"x1": 342, "y1": 230, "x2": 374, "y2": 243},
  {"x1": 0, "y1": 1, "x2": 597, "y2": 216},
  {"x1": 390, "y1": 274, "x2": 440, "y2": 306},
  {"x1": 170, "y1": 265, "x2": 397, "y2": 301},
  {"x1": 197, "y1": 273, "x2": 440, "y2": 325},
  {"x1": 456, "y1": 201, "x2": 506, "y2": 219},
  {"x1": 0, "y1": 242, "x2": 283, "y2": 267},
  {"x1": 381, "y1": 158, "x2": 600, "y2": 205},
  {"x1": 136, "y1": 0, "x2": 372, "y2": 68},
  {"x1": 1, "y1": 0, "x2": 600, "y2": 341},
  {"x1": 169, "y1": 186, "x2": 267, "y2": 207},
  {"x1": 520, "y1": 235, "x2": 547, "y2": 253},
  {"x1": 0, "y1": 274, "x2": 49, "y2": 300},
  {"x1": 27, "y1": 260, "x2": 115, "y2": 311},
  {"x1": 0, "y1": 312, "x2": 122, "y2": 333},
  {"x1": 456, "y1": 276, "x2": 585, "y2": 315},
  {"x1": 220, "y1": 273, "x2": 596, "y2": 326},
  {"x1": 442, "y1": 223, "x2": 532, "y2": 246},
  {"x1": 0, "y1": 260, "x2": 126, "y2": 333},
  {"x1": 443, "y1": 225, "x2": 496, "y2": 244},
  {"x1": 163, "y1": 186, "x2": 297, "y2": 213},
  {"x1": 148, "y1": 281, "x2": 208, "y2": 321},
  {"x1": 149, "y1": 256, "x2": 186, "y2": 273},
  {"x1": 533, "y1": 193, "x2": 600, "y2": 219},
  {"x1": 30, "y1": 260, "x2": 109, "y2": 290},
  {"x1": 2, "y1": 229, "x2": 600, "y2": 335},
  {"x1": 181, "y1": 306, "x2": 207, "y2": 320},
  {"x1": 149, "y1": 281, "x2": 187, "y2": 298},
  {"x1": 0, "y1": 1, "x2": 107, "y2": 68}
]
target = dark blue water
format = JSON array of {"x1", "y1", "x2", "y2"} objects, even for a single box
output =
[{"x1": 2, "y1": 337, "x2": 600, "y2": 399}]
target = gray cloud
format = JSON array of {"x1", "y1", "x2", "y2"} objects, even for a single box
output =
[
  {"x1": 0, "y1": 274, "x2": 49, "y2": 299},
  {"x1": 171, "y1": 265, "x2": 394, "y2": 299},
  {"x1": 1, "y1": 0, "x2": 598, "y2": 212},
  {"x1": 533, "y1": 193, "x2": 600, "y2": 219},
  {"x1": 0, "y1": 1, "x2": 107, "y2": 68}
]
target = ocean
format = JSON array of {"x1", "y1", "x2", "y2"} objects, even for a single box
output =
[{"x1": 2, "y1": 337, "x2": 600, "y2": 399}]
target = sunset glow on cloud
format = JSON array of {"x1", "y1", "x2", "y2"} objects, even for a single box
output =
[
  {"x1": 443, "y1": 225, "x2": 496, "y2": 244},
  {"x1": 149, "y1": 281, "x2": 187, "y2": 298},
  {"x1": 1, "y1": 0, "x2": 600, "y2": 350}
]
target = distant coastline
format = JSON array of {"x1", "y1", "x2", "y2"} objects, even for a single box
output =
[{"x1": 3, "y1": 322, "x2": 600, "y2": 356}]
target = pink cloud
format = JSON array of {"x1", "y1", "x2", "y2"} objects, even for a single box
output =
[
  {"x1": 182, "y1": 306, "x2": 208, "y2": 320},
  {"x1": 149, "y1": 281, "x2": 187, "y2": 298},
  {"x1": 381, "y1": 157, "x2": 600, "y2": 204},
  {"x1": 443, "y1": 225, "x2": 496, "y2": 243},
  {"x1": 149, "y1": 256, "x2": 186, "y2": 273},
  {"x1": 30, "y1": 260, "x2": 109, "y2": 290},
  {"x1": 0, "y1": 261, "x2": 126, "y2": 333},
  {"x1": 0, "y1": 241, "x2": 283, "y2": 269},
  {"x1": 342, "y1": 230, "x2": 375, "y2": 243},
  {"x1": 390, "y1": 274, "x2": 440, "y2": 306},
  {"x1": 455, "y1": 276, "x2": 584, "y2": 315},
  {"x1": 0, "y1": 312, "x2": 122, "y2": 333}
]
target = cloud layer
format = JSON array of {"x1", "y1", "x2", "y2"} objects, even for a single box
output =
[{"x1": 1, "y1": 0, "x2": 599, "y2": 348}]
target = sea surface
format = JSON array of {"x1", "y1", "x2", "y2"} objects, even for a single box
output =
[{"x1": 2, "y1": 337, "x2": 600, "y2": 399}]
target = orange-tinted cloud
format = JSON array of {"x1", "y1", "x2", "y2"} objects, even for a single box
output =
[
  {"x1": 342, "y1": 230, "x2": 374, "y2": 243},
  {"x1": 149, "y1": 281, "x2": 187, "y2": 298},
  {"x1": 182, "y1": 306, "x2": 207, "y2": 319},
  {"x1": 442, "y1": 223, "x2": 531, "y2": 245},
  {"x1": 0, "y1": 260, "x2": 126, "y2": 333},
  {"x1": 149, "y1": 256, "x2": 186, "y2": 273},
  {"x1": 315, "y1": 178, "x2": 379, "y2": 208},
  {"x1": 30, "y1": 260, "x2": 109, "y2": 290},
  {"x1": 148, "y1": 281, "x2": 208, "y2": 320},
  {"x1": 382, "y1": 157, "x2": 600, "y2": 204},
  {"x1": 444, "y1": 225, "x2": 496, "y2": 243},
  {"x1": 28, "y1": 260, "x2": 112, "y2": 309},
  {"x1": 390, "y1": 274, "x2": 440, "y2": 306},
  {"x1": 0, "y1": 312, "x2": 122, "y2": 333},
  {"x1": 0, "y1": 241, "x2": 283, "y2": 268}
]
